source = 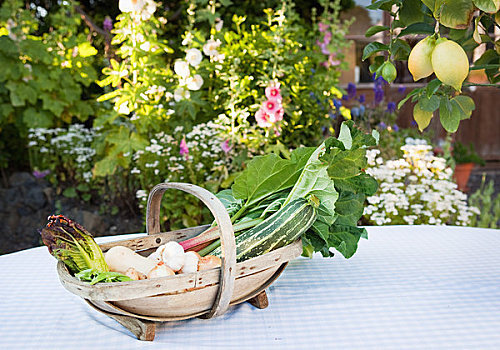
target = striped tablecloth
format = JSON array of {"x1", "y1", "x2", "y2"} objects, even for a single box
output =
[{"x1": 1, "y1": 225, "x2": 499, "y2": 349}]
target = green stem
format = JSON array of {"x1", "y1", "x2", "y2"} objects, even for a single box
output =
[{"x1": 463, "y1": 82, "x2": 500, "y2": 87}]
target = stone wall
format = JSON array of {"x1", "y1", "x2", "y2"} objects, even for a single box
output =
[{"x1": 0, "y1": 172, "x2": 143, "y2": 255}]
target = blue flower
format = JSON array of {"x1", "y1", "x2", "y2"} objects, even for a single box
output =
[
  {"x1": 347, "y1": 82, "x2": 356, "y2": 99},
  {"x1": 359, "y1": 104, "x2": 366, "y2": 116},
  {"x1": 398, "y1": 85, "x2": 406, "y2": 94},
  {"x1": 351, "y1": 107, "x2": 360, "y2": 118},
  {"x1": 342, "y1": 95, "x2": 349, "y2": 101},
  {"x1": 358, "y1": 94, "x2": 366, "y2": 103},
  {"x1": 333, "y1": 99, "x2": 342, "y2": 110},
  {"x1": 393, "y1": 124, "x2": 399, "y2": 132},
  {"x1": 379, "y1": 122, "x2": 387, "y2": 130},
  {"x1": 374, "y1": 87, "x2": 384, "y2": 105},
  {"x1": 386, "y1": 101, "x2": 396, "y2": 113},
  {"x1": 411, "y1": 120, "x2": 417, "y2": 127}
]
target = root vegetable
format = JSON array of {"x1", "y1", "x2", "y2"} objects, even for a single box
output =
[
  {"x1": 125, "y1": 267, "x2": 147, "y2": 280},
  {"x1": 198, "y1": 255, "x2": 221, "y2": 271},
  {"x1": 105, "y1": 246, "x2": 156, "y2": 275}
]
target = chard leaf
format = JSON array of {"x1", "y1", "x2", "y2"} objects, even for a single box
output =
[
  {"x1": 327, "y1": 224, "x2": 366, "y2": 259},
  {"x1": 334, "y1": 173, "x2": 379, "y2": 196},
  {"x1": 216, "y1": 189, "x2": 242, "y2": 217},
  {"x1": 333, "y1": 191, "x2": 366, "y2": 227},
  {"x1": 232, "y1": 147, "x2": 314, "y2": 211}
]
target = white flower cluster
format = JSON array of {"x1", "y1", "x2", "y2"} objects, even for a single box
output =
[
  {"x1": 119, "y1": 0, "x2": 157, "y2": 21},
  {"x1": 28, "y1": 125, "x2": 99, "y2": 183},
  {"x1": 132, "y1": 122, "x2": 230, "y2": 204},
  {"x1": 363, "y1": 139, "x2": 480, "y2": 226}
]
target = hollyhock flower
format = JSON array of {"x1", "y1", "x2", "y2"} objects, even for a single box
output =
[
  {"x1": 119, "y1": 0, "x2": 144, "y2": 13},
  {"x1": 221, "y1": 140, "x2": 232, "y2": 154},
  {"x1": 186, "y1": 74, "x2": 204, "y2": 91},
  {"x1": 185, "y1": 48, "x2": 202, "y2": 67},
  {"x1": 174, "y1": 87, "x2": 190, "y2": 102},
  {"x1": 255, "y1": 108, "x2": 272, "y2": 128},
  {"x1": 318, "y1": 23, "x2": 329, "y2": 32},
  {"x1": 103, "y1": 16, "x2": 113, "y2": 32},
  {"x1": 179, "y1": 138, "x2": 189, "y2": 157},
  {"x1": 215, "y1": 18, "x2": 224, "y2": 32},
  {"x1": 262, "y1": 99, "x2": 280, "y2": 116},
  {"x1": 265, "y1": 83, "x2": 281, "y2": 101},
  {"x1": 174, "y1": 60, "x2": 190, "y2": 78},
  {"x1": 203, "y1": 39, "x2": 221, "y2": 56},
  {"x1": 323, "y1": 31, "x2": 332, "y2": 45}
]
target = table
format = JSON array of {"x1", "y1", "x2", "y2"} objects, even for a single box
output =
[{"x1": 1, "y1": 225, "x2": 499, "y2": 349}]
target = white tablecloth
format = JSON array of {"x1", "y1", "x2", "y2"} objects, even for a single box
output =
[{"x1": 1, "y1": 225, "x2": 499, "y2": 349}]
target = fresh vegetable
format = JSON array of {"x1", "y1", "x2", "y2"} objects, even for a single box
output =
[
  {"x1": 105, "y1": 246, "x2": 157, "y2": 275},
  {"x1": 185, "y1": 121, "x2": 378, "y2": 260},
  {"x1": 180, "y1": 251, "x2": 200, "y2": 274},
  {"x1": 160, "y1": 241, "x2": 185, "y2": 272},
  {"x1": 147, "y1": 262, "x2": 175, "y2": 279},
  {"x1": 40, "y1": 215, "x2": 109, "y2": 274},
  {"x1": 198, "y1": 255, "x2": 222, "y2": 271},
  {"x1": 75, "y1": 269, "x2": 133, "y2": 285},
  {"x1": 208, "y1": 196, "x2": 318, "y2": 262}
]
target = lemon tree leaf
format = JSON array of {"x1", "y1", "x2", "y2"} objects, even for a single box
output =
[
  {"x1": 414, "y1": 101, "x2": 434, "y2": 131},
  {"x1": 399, "y1": 0, "x2": 425, "y2": 25},
  {"x1": 362, "y1": 42, "x2": 389, "y2": 60},
  {"x1": 365, "y1": 25, "x2": 390, "y2": 37},
  {"x1": 419, "y1": 95, "x2": 440, "y2": 112},
  {"x1": 439, "y1": 97, "x2": 461, "y2": 132},
  {"x1": 438, "y1": 0, "x2": 475, "y2": 29},
  {"x1": 451, "y1": 95, "x2": 475, "y2": 119},
  {"x1": 473, "y1": 0, "x2": 500, "y2": 13}
]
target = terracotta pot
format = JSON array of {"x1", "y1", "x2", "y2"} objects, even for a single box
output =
[{"x1": 453, "y1": 163, "x2": 475, "y2": 192}]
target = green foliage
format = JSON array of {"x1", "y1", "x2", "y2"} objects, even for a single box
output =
[
  {"x1": 468, "y1": 177, "x2": 500, "y2": 229},
  {"x1": 452, "y1": 141, "x2": 486, "y2": 165},
  {"x1": 363, "y1": 0, "x2": 500, "y2": 133},
  {"x1": 0, "y1": 1, "x2": 98, "y2": 169}
]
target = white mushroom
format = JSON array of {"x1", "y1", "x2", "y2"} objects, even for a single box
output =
[
  {"x1": 147, "y1": 262, "x2": 175, "y2": 279},
  {"x1": 180, "y1": 251, "x2": 200, "y2": 274},
  {"x1": 161, "y1": 241, "x2": 186, "y2": 272}
]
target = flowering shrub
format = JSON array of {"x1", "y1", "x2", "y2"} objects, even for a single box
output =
[
  {"x1": 132, "y1": 122, "x2": 236, "y2": 228},
  {"x1": 363, "y1": 139, "x2": 479, "y2": 226},
  {"x1": 0, "y1": 0, "x2": 98, "y2": 169},
  {"x1": 28, "y1": 125, "x2": 99, "y2": 200}
]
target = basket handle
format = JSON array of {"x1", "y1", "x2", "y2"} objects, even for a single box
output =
[{"x1": 146, "y1": 182, "x2": 236, "y2": 319}]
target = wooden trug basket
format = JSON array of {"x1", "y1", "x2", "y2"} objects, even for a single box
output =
[{"x1": 57, "y1": 183, "x2": 302, "y2": 341}]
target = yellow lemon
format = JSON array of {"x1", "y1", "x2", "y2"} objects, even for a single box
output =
[
  {"x1": 431, "y1": 39, "x2": 469, "y2": 91},
  {"x1": 408, "y1": 36, "x2": 435, "y2": 81}
]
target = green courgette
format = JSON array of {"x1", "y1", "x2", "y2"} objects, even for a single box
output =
[{"x1": 210, "y1": 196, "x2": 319, "y2": 262}]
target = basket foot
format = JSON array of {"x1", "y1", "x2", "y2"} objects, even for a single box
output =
[
  {"x1": 106, "y1": 312, "x2": 156, "y2": 341},
  {"x1": 247, "y1": 290, "x2": 269, "y2": 309}
]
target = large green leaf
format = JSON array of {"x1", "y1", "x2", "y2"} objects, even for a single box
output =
[
  {"x1": 399, "y1": 0, "x2": 425, "y2": 25},
  {"x1": 452, "y1": 95, "x2": 475, "y2": 119},
  {"x1": 333, "y1": 191, "x2": 365, "y2": 227},
  {"x1": 473, "y1": 0, "x2": 500, "y2": 13},
  {"x1": 362, "y1": 42, "x2": 389, "y2": 60},
  {"x1": 428, "y1": 0, "x2": 475, "y2": 29},
  {"x1": 439, "y1": 97, "x2": 461, "y2": 132},
  {"x1": 232, "y1": 147, "x2": 314, "y2": 208},
  {"x1": 327, "y1": 224, "x2": 366, "y2": 259},
  {"x1": 414, "y1": 101, "x2": 434, "y2": 131}
]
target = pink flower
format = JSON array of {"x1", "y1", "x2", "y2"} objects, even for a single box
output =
[
  {"x1": 265, "y1": 83, "x2": 281, "y2": 101},
  {"x1": 323, "y1": 31, "x2": 332, "y2": 45},
  {"x1": 262, "y1": 99, "x2": 280, "y2": 116},
  {"x1": 274, "y1": 107, "x2": 284, "y2": 122},
  {"x1": 255, "y1": 108, "x2": 272, "y2": 128},
  {"x1": 318, "y1": 23, "x2": 329, "y2": 33},
  {"x1": 179, "y1": 138, "x2": 189, "y2": 157},
  {"x1": 221, "y1": 140, "x2": 232, "y2": 154}
]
